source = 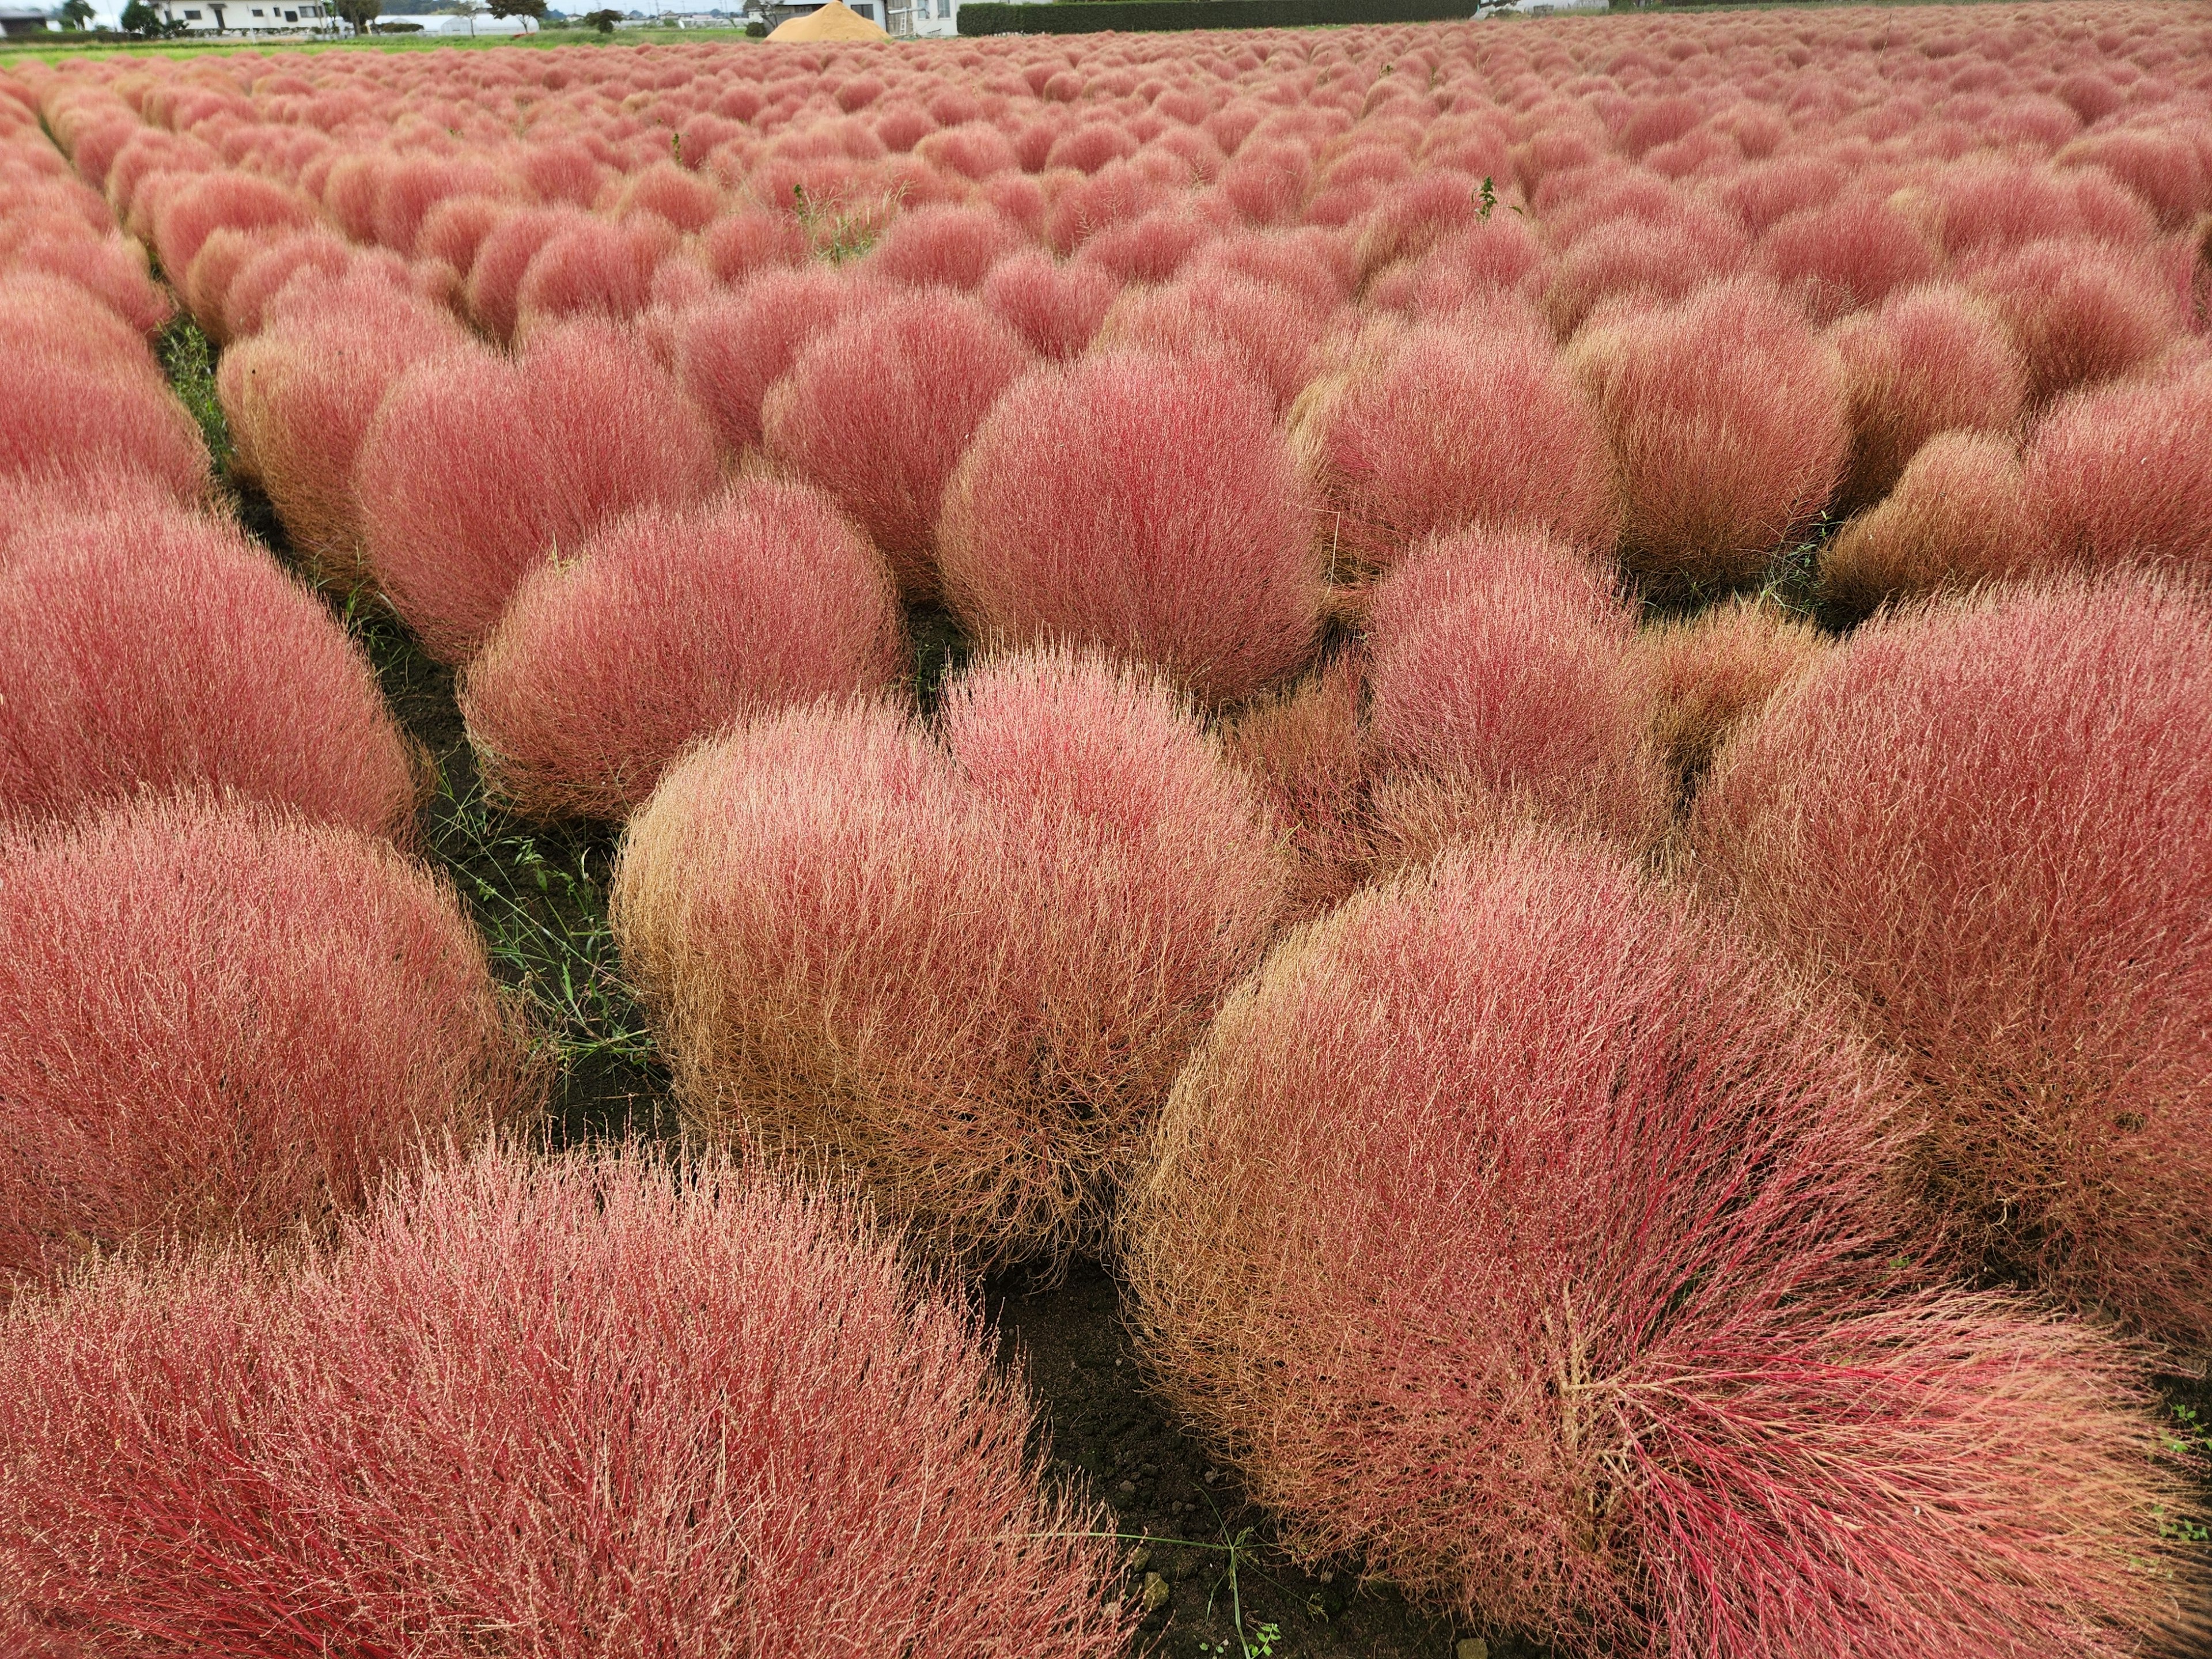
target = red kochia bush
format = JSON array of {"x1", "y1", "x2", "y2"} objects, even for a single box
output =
[
  {"x1": 2024, "y1": 366, "x2": 2212, "y2": 582},
  {"x1": 673, "y1": 264, "x2": 881, "y2": 455},
  {"x1": 0, "y1": 348, "x2": 209, "y2": 505},
  {"x1": 864, "y1": 202, "x2": 1030, "y2": 290},
  {"x1": 1640, "y1": 593, "x2": 1828, "y2": 780},
  {"x1": 941, "y1": 351, "x2": 1320, "y2": 704},
  {"x1": 1568, "y1": 278, "x2": 1848, "y2": 593},
  {"x1": 762, "y1": 290, "x2": 1031, "y2": 598},
  {"x1": 1966, "y1": 237, "x2": 2186, "y2": 406},
  {"x1": 1820, "y1": 431, "x2": 2045, "y2": 620},
  {"x1": 613, "y1": 651, "x2": 1284, "y2": 1267},
  {"x1": 0, "y1": 507, "x2": 418, "y2": 838},
  {"x1": 1123, "y1": 829, "x2": 2190, "y2": 1657},
  {"x1": 0, "y1": 1142, "x2": 1132, "y2": 1654},
  {"x1": 1828, "y1": 282, "x2": 2027, "y2": 509},
  {"x1": 1691, "y1": 577, "x2": 2212, "y2": 1347},
  {"x1": 355, "y1": 321, "x2": 721, "y2": 663},
  {"x1": 461, "y1": 481, "x2": 907, "y2": 820},
  {"x1": 976, "y1": 247, "x2": 1120, "y2": 358},
  {"x1": 1293, "y1": 314, "x2": 1619, "y2": 578},
  {"x1": 0, "y1": 798, "x2": 533, "y2": 1295},
  {"x1": 218, "y1": 294, "x2": 469, "y2": 589},
  {"x1": 1363, "y1": 528, "x2": 1668, "y2": 858}
]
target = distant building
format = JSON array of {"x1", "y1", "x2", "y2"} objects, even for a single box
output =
[
  {"x1": 0, "y1": 6, "x2": 53, "y2": 33},
  {"x1": 153, "y1": 0, "x2": 336, "y2": 31},
  {"x1": 394, "y1": 10, "x2": 542, "y2": 31},
  {"x1": 885, "y1": 0, "x2": 955, "y2": 37}
]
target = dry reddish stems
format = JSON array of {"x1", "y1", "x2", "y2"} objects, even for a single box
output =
[
  {"x1": 0, "y1": 1142, "x2": 1133, "y2": 1656},
  {"x1": 0, "y1": 797, "x2": 537, "y2": 1297},
  {"x1": 1692, "y1": 576, "x2": 2212, "y2": 1349},
  {"x1": 1819, "y1": 430, "x2": 2047, "y2": 621},
  {"x1": 461, "y1": 480, "x2": 908, "y2": 821},
  {"x1": 1637, "y1": 593, "x2": 1828, "y2": 783},
  {"x1": 1124, "y1": 829, "x2": 2196, "y2": 1658},
  {"x1": 613, "y1": 649, "x2": 1283, "y2": 1268}
]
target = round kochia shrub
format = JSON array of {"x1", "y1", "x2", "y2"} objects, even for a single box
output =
[
  {"x1": 461, "y1": 482, "x2": 908, "y2": 821},
  {"x1": 0, "y1": 347, "x2": 209, "y2": 506},
  {"x1": 2024, "y1": 366, "x2": 2212, "y2": 582},
  {"x1": 613, "y1": 651, "x2": 1284, "y2": 1268},
  {"x1": 1291, "y1": 313, "x2": 1620, "y2": 578},
  {"x1": 0, "y1": 506, "x2": 418, "y2": 838},
  {"x1": 762, "y1": 289, "x2": 1031, "y2": 599},
  {"x1": 0, "y1": 1142, "x2": 1133, "y2": 1654},
  {"x1": 1691, "y1": 577, "x2": 2212, "y2": 1347},
  {"x1": 1123, "y1": 831, "x2": 2191, "y2": 1656},
  {"x1": 940, "y1": 351, "x2": 1321, "y2": 704},
  {"x1": 1363, "y1": 528, "x2": 1669, "y2": 859},
  {"x1": 355, "y1": 320, "x2": 721, "y2": 663},
  {"x1": 1567, "y1": 278, "x2": 1848, "y2": 595},
  {"x1": 0, "y1": 798, "x2": 535, "y2": 1296}
]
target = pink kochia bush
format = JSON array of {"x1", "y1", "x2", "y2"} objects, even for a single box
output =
[
  {"x1": 0, "y1": 506, "x2": 418, "y2": 838},
  {"x1": 1692, "y1": 577, "x2": 2212, "y2": 1347},
  {"x1": 1362, "y1": 527, "x2": 1669, "y2": 859},
  {"x1": 1123, "y1": 828, "x2": 2191, "y2": 1658},
  {"x1": 0, "y1": 798, "x2": 535, "y2": 1296},
  {"x1": 1568, "y1": 278, "x2": 1847, "y2": 594},
  {"x1": 2024, "y1": 366, "x2": 2212, "y2": 583},
  {"x1": 355, "y1": 320, "x2": 721, "y2": 662},
  {"x1": 940, "y1": 350, "x2": 1321, "y2": 704},
  {"x1": 1291, "y1": 314, "x2": 1619, "y2": 579},
  {"x1": 461, "y1": 481, "x2": 908, "y2": 820},
  {"x1": 0, "y1": 1142, "x2": 1133, "y2": 1654},
  {"x1": 762, "y1": 289, "x2": 1031, "y2": 598},
  {"x1": 612, "y1": 650, "x2": 1284, "y2": 1267},
  {"x1": 0, "y1": 347, "x2": 209, "y2": 505}
]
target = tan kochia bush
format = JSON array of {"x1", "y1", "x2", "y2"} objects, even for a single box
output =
[
  {"x1": 613, "y1": 649, "x2": 1285, "y2": 1268},
  {"x1": 1123, "y1": 829, "x2": 2194, "y2": 1657},
  {"x1": 1818, "y1": 431, "x2": 2046, "y2": 622},
  {"x1": 1639, "y1": 594, "x2": 1829, "y2": 782}
]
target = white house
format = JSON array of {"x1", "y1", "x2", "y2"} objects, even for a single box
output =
[
  {"x1": 154, "y1": 0, "x2": 335, "y2": 31},
  {"x1": 887, "y1": 0, "x2": 956, "y2": 37},
  {"x1": 395, "y1": 10, "x2": 541, "y2": 32}
]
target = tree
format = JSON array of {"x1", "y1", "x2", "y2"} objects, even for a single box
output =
[
  {"x1": 581, "y1": 5, "x2": 619, "y2": 28},
  {"x1": 332, "y1": 0, "x2": 378, "y2": 31},
  {"x1": 56, "y1": 0, "x2": 94, "y2": 28},
  {"x1": 486, "y1": 0, "x2": 546, "y2": 19},
  {"x1": 450, "y1": 0, "x2": 484, "y2": 29},
  {"x1": 119, "y1": 0, "x2": 167, "y2": 33}
]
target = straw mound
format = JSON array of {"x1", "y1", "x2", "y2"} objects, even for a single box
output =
[{"x1": 768, "y1": 1, "x2": 891, "y2": 42}]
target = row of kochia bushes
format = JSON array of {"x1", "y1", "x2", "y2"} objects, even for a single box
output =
[{"x1": 0, "y1": 86, "x2": 1141, "y2": 1653}]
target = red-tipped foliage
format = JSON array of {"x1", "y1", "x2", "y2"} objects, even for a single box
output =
[
  {"x1": 940, "y1": 350, "x2": 1321, "y2": 703},
  {"x1": 976, "y1": 247, "x2": 1120, "y2": 358},
  {"x1": 1363, "y1": 528, "x2": 1667, "y2": 855},
  {"x1": 1568, "y1": 278, "x2": 1847, "y2": 593},
  {"x1": 1124, "y1": 827, "x2": 2190, "y2": 1658},
  {"x1": 355, "y1": 322, "x2": 721, "y2": 663},
  {"x1": 1693, "y1": 576, "x2": 2212, "y2": 1347},
  {"x1": 0, "y1": 506, "x2": 417, "y2": 836},
  {"x1": 1294, "y1": 314, "x2": 1618, "y2": 576},
  {"x1": 461, "y1": 481, "x2": 907, "y2": 820},
  {"x1": 1093, "y1": 271, "x2": 1327, "y2": 410},
  {"x1": 762, "y1": 290, "x2": 1031, "y2": 597},
  {"x1": 512, "y1": 213, "x2": 680, "y2": 339},
  {"x1": 1967, "y1": 237, "x2": 2187, "y2": 406},
  {"x1": 148, "y1": 171, "x2": 315, "y2": 291},
  {"x1": 1759, "y1": 193, "x2": 1940, "y2": 323},
  {"x1": 613, "y1": 651, "x2": 1284, "y2": 1266},
  {"x1": 673, "y1": 265, "x2": 881, "y2": 455},
  {"x1": 0, "y1": 347, "x2": 207, "y2": 505},
  {"x1": 218, "y1": 295, "x2": 468, "y2": 589},
  {"x1": 0, "y1": 797, "x2": 533, "y2": 1293},
  {"x1": 1828, "y1": 282, "x2": 2027, "y2": 509},
  {"x1": 1545, "y1": 211, "x2": 1750, "y2": 335},
  {"x1": 0, "y1": 1142, "x2": 1131, "y2": 1653},
  {"x1": 695, "y1": 207, "x2": 809, "y2": 284},
  {"x1": 463, "y1": 204, "x2": 592, "y2": 343},
  {"x1": 865, "y1": 202, "x2": 1030, "y2": 290},
  {"x1": 2024, "y1": 367, "x2": 2212, "y2": 581},
  {"x1": 1820, "y1": 431, "x2": 2045, "y2": 620}
]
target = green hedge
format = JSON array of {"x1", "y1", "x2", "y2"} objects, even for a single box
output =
[{"x1": 959, "y1": 0, "x2": 1477, "y2": 36}]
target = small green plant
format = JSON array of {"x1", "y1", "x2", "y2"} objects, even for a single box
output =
[
  {"x1": 791, "y1": 180, "x2": 897, "y2": 265},
  {"x1": 1476, "y1": 175, "x2": 1497, "y2": 219},
  {"x1": 156, "y1": 315, "x2": 233, "y2": 475}
]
